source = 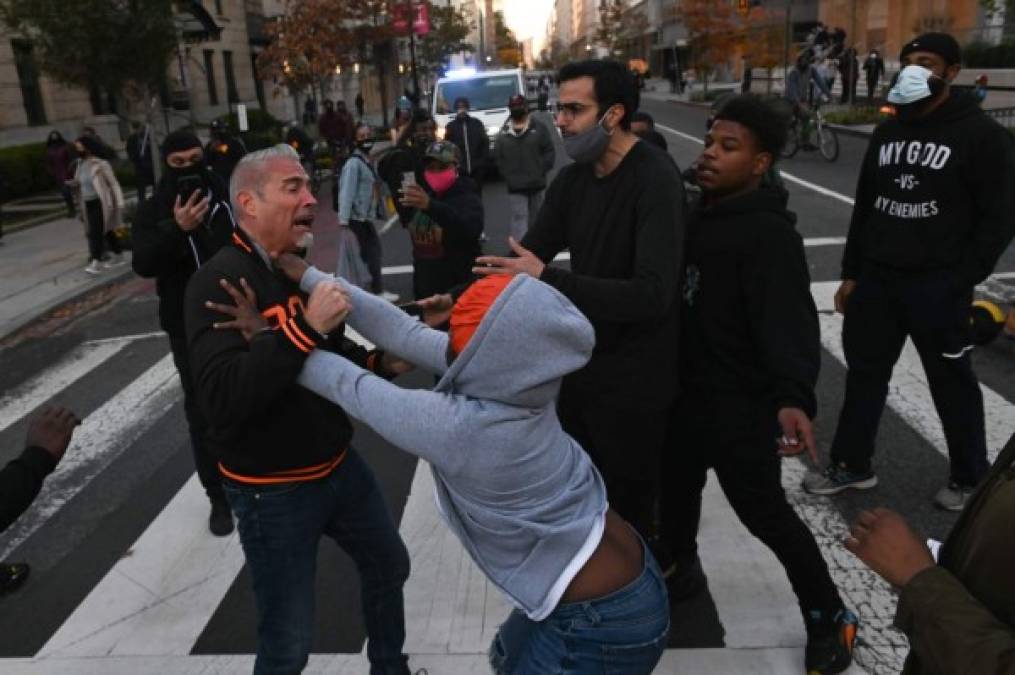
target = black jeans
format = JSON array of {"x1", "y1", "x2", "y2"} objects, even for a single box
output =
[
  {"x1": 349, "y1": 219, "x2": 383, "y2": 293},
  {"x1": 661, "y1": 402, "x2": 843, "y2": 616},
  {"x1": 557, "y1": 388, "x2": 666, "y2": 540},
  {"x1": 84, "y1": 198, "x2": 121, "y2": 261},
  {"x1": 223, "y1": 449, "x2": 411, "y2": 675},
  {"x1": 168, "y1": 333, "x2": 225, "y2": 502},
  {"x1": 831, "y1": 272, "x2": 988, "y2": 487}
]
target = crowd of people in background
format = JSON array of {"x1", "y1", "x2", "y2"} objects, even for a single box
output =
[{"x1": 3, "y1": 28, "x2": 1015, "y2": 675}]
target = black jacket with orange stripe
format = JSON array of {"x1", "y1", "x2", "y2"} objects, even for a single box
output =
[{"x1": 184, "y1": 228, "x2": 380, "y2": 481}]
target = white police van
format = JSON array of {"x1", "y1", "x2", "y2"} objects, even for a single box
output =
[{"x1": 432, "y1": 68, "x2": 526, "y2": 151}]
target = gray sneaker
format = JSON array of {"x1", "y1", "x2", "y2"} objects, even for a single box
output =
[
  {"x1": 802, "y1": 463, "x2": 878, "y2": 495},
  {"x1": 933, "y1": 483, "x2": 974, "y2": 512}
]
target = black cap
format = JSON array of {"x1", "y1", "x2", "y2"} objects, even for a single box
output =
[
  {"x1": 161, "y1": 130, "x2": 202, "y2": 159},
  {"x1": 900, "y1": 32, "x2": 961, "y2": 66}
]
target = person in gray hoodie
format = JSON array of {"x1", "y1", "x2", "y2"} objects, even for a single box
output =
[{"x1": 211, "y1": 258, "x2": 670, "y2": 674}]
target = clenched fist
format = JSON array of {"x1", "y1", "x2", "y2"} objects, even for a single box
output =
[{"x1": 304, "y1": 282, "x2": 351, "y2": 336}]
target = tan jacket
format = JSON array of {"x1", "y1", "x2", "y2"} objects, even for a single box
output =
[
  {"x1": 73, "y1": 157, "x2": 125, "y2": 232},
  {"x1": 897, "y1": 435, "x2": 1015, "y2": 674}
]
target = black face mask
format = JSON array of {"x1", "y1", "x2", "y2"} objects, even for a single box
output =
[{"x1": 357, "y1": 141, "x2": 374, "y2": 152}]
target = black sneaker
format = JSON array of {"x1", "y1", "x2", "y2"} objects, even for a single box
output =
[
  {"x1": 0, "y1": 563, "x2": 30, "y2": 595},
  {"x1": 209, "y1": 498, "x2": 234, "y2": 537},
  {"x1": 665, "y1": 555, "x2": 707, "y2": 603},
  {"x1": 805, "y1": 608, "x2": 858, "y2": 674},
  {"x1": 802, "y1": 463, "x2": 878, "y2": 495}
]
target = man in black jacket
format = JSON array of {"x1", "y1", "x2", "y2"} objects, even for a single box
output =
[
  {"x1": 184, "y1": 144, "x2": 412, "y2": 675},
  {"x1": 204, "y1": 119, "x2": 247, "y2": 187},
  {"x1": 805, "y1": 33, "x2": 1015, "y2": 511},
  {"x1": 493, "y1": 94, "x2": 555, "y2": 241},
  {"x1": 133, "y1": 130, "x2": 236, "y2": 536},
  {"x1": 472, "y1": 60, "x2": 685, "y2": 544},
  {"x1": 661, "y1": 95, "x2": 857, "y2": 675},
  {"x1": 0, "y1": 406, "x2": 79, "y2": 595},
  {"x1": 444, "y1": 96, "x2": 489, "y2": 190}
]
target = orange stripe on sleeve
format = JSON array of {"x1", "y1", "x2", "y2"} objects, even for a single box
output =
[
  {"x1": 288, "y1": 318, "x2": 318, "y2": 350},
  {"x1": 280, "y1": 319, "x2": 312, "y2": 353}
]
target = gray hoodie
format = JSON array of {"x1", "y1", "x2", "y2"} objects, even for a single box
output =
[{"x1": 297, "y1": 269, "x2": 608, "y2": 619}]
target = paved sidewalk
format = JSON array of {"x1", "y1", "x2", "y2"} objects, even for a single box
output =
[{"x1": 0, "y1": 216, "x2": 134, "y2": 341}]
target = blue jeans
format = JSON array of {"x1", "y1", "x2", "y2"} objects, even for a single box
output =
[
  {"x1": 488, "y1": 539, "x2": 670, "y2": 674},
  {"x1": 223, "y1": 448, "x2": 411, "y2": 675}
]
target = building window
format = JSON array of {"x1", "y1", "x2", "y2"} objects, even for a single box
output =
[
  {"x1": 251, "y1": 52, "x2": 266, "y2": 111},
  {"x1": 203, "y1": 49, "x2": 219, "y2": 105},
  {"x1": 223, "y1": 50, "x2": 239, "y2": 103},
  {"x1": 11, "y1": 39, "x2": 46, "y2": 126},
  {"x1": 215, "y1": 0, "x2": 224, "y2": 15},
  {"x1": 88, "y1": 82, "x2": 118, "y2": 116}
]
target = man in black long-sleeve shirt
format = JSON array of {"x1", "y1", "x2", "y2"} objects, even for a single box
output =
[
  {"x1": 474, "y1": 60, "x2": 685, "y2": 543},
  {"x1": 133, "y1": 130, "x2": 235, "y2": 536},
  {"x1": 184, "y1": 144, "x2": 411, "y2": 675},
  {"x1": 0, "y1": 406, "x2": 80, "y2": 595},
  {"x1": 805, "y1": 33, "x2": 1015, "y2": 511}
]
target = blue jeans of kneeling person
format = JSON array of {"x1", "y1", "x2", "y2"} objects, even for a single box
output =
[
  {"x1": 488, "y1": 538, "x2": 670, "y2": 674},
  {"x1": 223, "y1": 448, "x2": 411, "y2": 675}
]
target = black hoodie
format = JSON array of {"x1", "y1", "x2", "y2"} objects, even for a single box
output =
[
  {"x1": 133, "y1": 167, "x2": 234, "y2": 336},
  {"x1": 842, "y1": 90, "x2": 1015, "y2": 285},
  {"x1": 680, "y1": 186, "x2": 819, "y2": 437}
]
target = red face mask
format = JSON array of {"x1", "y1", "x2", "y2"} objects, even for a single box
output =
[{"x1": 424, "y1": 167, "x2": 457, "y2": 195}]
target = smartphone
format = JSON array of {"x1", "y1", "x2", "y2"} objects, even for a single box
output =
[
  {"x1": 401, "y1": 172, "x2": 416, "y2": 190},
  {"x1": 398, "y1": 302, "x2": 424, "y2": 318},
  {"x1": 177, "y1": 175, "x2": 203, "y2": 203}
]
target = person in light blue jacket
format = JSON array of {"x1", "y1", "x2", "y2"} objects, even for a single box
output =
[{"x1": 211, "y1": 256, "x2": 670, "y2": 674}]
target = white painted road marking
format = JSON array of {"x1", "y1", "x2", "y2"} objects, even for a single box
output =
[{"x1": 0, "y1": 354, "x2": 180, "y2": 561}]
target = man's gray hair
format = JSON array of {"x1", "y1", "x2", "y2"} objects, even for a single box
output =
[{"x1": 229, "y1": 143, "x2": 302, "y2": 213}]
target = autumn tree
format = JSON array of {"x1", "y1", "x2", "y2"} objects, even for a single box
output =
[
  {"x1": 676, "y1": 0, "x2": 738, "y2": 93},
  {"x1": 417, "y1": 2, "x2": 474, "y2": 76},
  {"x1": 594, "y1": 0, "x2": 625, "y2": 57},
  {"x1": 742, "y1": 6, "x2": 785, "y2": 94},
  {"x1": 493, "y1": 10, "x2": 521, "y2": 65}
]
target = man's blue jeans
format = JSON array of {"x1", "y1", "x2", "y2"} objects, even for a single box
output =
[
  {"x1": 488, "y1": 539, "x2": 670, "y2": 674},
  {"x1": 223, "y1": 448, "x2": 411, "y2": 675}
]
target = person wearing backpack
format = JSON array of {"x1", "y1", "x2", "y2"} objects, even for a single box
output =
[{"x1": 338, "y1": 124, "x2": 399, "y2": 301}]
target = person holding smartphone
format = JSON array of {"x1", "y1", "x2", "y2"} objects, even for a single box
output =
[{"x1": 132, "y1": 130, "x2": 237, "y2": 536}]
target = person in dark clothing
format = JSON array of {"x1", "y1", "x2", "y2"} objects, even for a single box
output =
[
  {"x1": 204, "y1": 119, "x2": 247, "y2": 187},
  {"x1": 355, "y1": 92, "x2": 365, "y2": 120},
  {"x1": 133, "y1": 130, "x2": 236, "y2": 536},
  {"x1": 0, "y1": 406, "x2": 80, "y2": 595},
  {"x1": 399, "y1": 140, "x2": 483, "y2": 299},
  {"x1": 44, "y1": 131, "x2": 77, "y2": 217},
  {"x1": 630, "y1": 111, "x2": 668, "y2": 151},
  {"x1": 185, "y1": 144, "x2": 412, "y2": 675},
  {"x1": 838, "y1": 47, "x2": 860, "y2": 103},
  {"x1": 444, "y1": 96, "x2": 490, "y2": 190},
  {"x1": 659, "y1": 94, "x2": 858, "y2": 675},
  {"x1": 318, "y1": 99, "x2": 354, "y2": 157},
  {"x1": 863, "y1": 49, "x2": 885, "y2": 101},
  {"x1": 126, "y1": 122, "x2": 155, "y2": 200},
  {"x1": 805, "y1": 33, "x2": 1015, "y2": 511},
  {"x1": 378, "y1": 112, "x2": 437, "y2": 227},
  {"x1": 493, "y1": 94, "x2": 556, "y2": 241},
  {"x1": 846, "y1": 432, "x2": 1015, "y2": 675},
  {"x1": 472, "y1": 60, "x2": 685, "y2": 543},
  {"x1": 82, "y1": 126, "x2": 117, "y2": 161}
]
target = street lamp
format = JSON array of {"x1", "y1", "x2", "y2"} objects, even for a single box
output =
[
  {"x1": 335, "y1": 64, "x2": 342, "y2": 75},
  {"x1": 485, "y1": 55, "x2": 492, "y2": 63},
  {"x1": 354, "y1": 62, "x2": 360, "y2": 74}
]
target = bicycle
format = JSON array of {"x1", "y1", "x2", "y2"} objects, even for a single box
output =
[{"x1": 782, "y1": 99, "x2": 839, "y2": 162}]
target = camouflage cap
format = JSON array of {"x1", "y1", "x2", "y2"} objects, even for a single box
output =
[{"x1": 424, "y1": 140, "x2": 461, "y2": 165}]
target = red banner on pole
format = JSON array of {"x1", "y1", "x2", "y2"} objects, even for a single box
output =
[
  {"x1": 413, "y1": 2, "x2": 430, "y2": 36},
  {"x1": 391, "y1": 3, "x2": 410, "y2": 35}
]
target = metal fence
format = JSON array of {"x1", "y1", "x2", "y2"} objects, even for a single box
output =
[{"x1": 985, "y1": 105, "x2": 1015, "y2": 128}]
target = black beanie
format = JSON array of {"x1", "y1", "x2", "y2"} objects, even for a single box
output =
[
  {"x1": 900, "y1": 32, "x2": 961, "y2": 66},
  {"x1": 161, "y1": 130, "x2": 202, "y2": 160}
]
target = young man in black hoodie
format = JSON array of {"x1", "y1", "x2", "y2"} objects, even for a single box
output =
[
  {"x1": 133, "y1": 131, "x2": 236, "y2": 536},
  {"x1": 804, "y1": 33, "x2": 1015, "y2": 511},
  {"x1": 661, "y1": 95, "x2": 858, "y2": 674}
]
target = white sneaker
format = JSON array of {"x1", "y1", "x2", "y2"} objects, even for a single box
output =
[
  {"x1": 376, "y1": 290, "x2": 400, "y2": 303},
  {"x1": 103, "y1": 253, "x2": 126, "y2": 268},
  {"x1": 84, "y1": 259, "x2": 104, "y2": 275}
]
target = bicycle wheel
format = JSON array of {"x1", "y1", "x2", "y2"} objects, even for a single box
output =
[
  {"x1": 782, "y1": 124, "x2": 800, "y2": 158},
  {"x1": 816, "y1": 121, "x2": 839, "y2": 161}
]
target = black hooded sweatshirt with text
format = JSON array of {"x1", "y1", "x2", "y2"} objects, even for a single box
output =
[
  {"x1": 842, "y1": 90, "x2": 1015, "y2": 285},
  {"x1": 680, "y1": 186, "x2": 819, "y2": 438}
]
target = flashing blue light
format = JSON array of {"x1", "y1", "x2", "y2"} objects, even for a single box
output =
[{"x1": 446, "y1": 67, "x2": 477, "y2": 79}]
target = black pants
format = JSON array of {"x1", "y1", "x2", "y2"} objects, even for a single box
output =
[
  {"x1": 866, "y1": 77, "x2": 878, "y2": 101},
  {"x1": 168, "y1": 333, "x2": 225, "y2": 502},
  {"x1": 84, "y1": 199, "x2": 121, "y2": 261},
  {"x1": 660, "y1": 403, "x2": 843, "y2": 616},
  {"x1": 557, "y1": 388, "x2": 666, "y2": 540},
  {"x1": 831, "y1": 272, "x2": 988, "y2": 487},
  {"x1": 349, "y1": 219, "x2": 383, "y2": 294}
]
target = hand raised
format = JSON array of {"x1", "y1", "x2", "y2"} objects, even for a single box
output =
[{"x1": 304, "y1": 282, "x2": 351, "y2": 336}]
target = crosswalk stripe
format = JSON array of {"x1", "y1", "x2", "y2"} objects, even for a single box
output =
[
  {"x1": 0, "y1": 354, "x2": 180, "y2": 561},
  {"x1": 0, "y1": 341, "x2": 128, "y2": 434}
]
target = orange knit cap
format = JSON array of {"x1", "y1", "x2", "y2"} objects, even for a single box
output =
[{"x1": 448, "y1": 274, "x2": 514, "y2": 355}]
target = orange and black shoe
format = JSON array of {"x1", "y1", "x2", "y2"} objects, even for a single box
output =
[
  {"x1": 0, "y1": 562, "x2": 30, "y2": 596},
  {"x1": 804, "y1": 607, "x2": 858, "y2": 674}
]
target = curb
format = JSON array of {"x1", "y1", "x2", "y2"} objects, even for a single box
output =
[
  {"x1": 827, "y1": 124, "x2": 874, "y2": 140},
  {"x1": 0, "y1": 265, "x2": 136, "y2": 344},
  {"x1": 3, "y1": 209, "x2": 68, "y2": 236}
]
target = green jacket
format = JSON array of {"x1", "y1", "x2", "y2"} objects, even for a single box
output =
[{"x1": 897, "y1": 434, "x2": 1015, "y2": 674}]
